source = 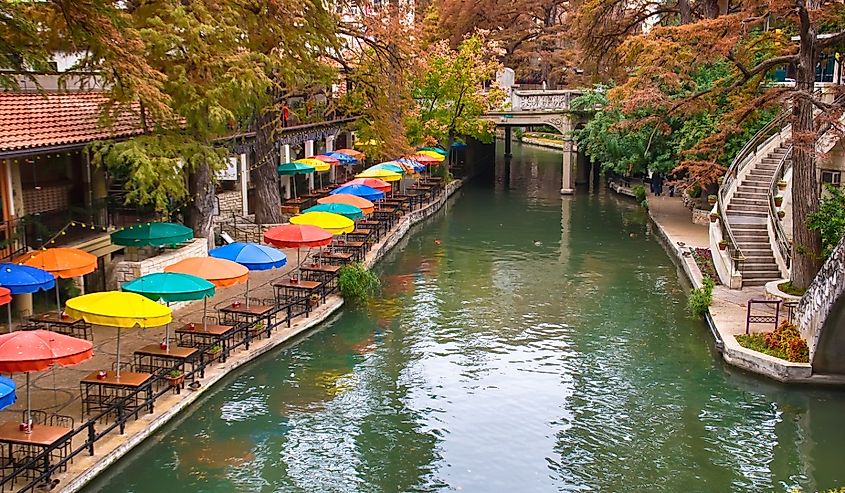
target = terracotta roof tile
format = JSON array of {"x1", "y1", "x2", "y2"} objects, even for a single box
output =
[{"x1": 0, "y1": 91, "x2": 145, "y2": 153}]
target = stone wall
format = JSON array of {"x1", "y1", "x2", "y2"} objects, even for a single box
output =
[
  {"x1": 795, "y1": 233, "x2": 845, "y2": 367},
  {"x1": 214, "y1": 191, "x2": 243, "y2": 224},
  {"x1": 111, "y1": 238, "x2": 208, "y2": 288}
]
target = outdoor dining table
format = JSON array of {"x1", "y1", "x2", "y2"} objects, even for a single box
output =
[
  {"x1": 273, "y1": 279, "x2": 323, "y2": 317},
  {"x1": 300, "y1": 264, "x2": 341, "y2": 294},
  {"x1": 133, "y1": 344, "x2": 201, "y2": 385},
  {"x1": 218, "y1": 304, "x2": 274, "y2": 342},
  {"x1": 175, "y1": 323, "x2": 237, "y2": 362},
  {"x1": 332, "y1": 240, "x2": 367, "y2": 262},
  {"x1": 357, "y1": 220, "x2": 383, "y2": 241},
  {"x1": 0, "y1": 421, "x2": 73, "y2": 481},
  {"x1": 346, "y1": 228, "x2": 372, "y2": 245},
  {"x1": 372, "y1": 207, "x2": 398, "y2": 227},
  {"x1": 26, "y1": 311, "x2": 92, "y2": 340},
  {"x1": 315, "y1": 251, "x2": 354, "y2": 266},
  {"x1": 79, "y1": 370, "x2": 153, "y2": 420}
]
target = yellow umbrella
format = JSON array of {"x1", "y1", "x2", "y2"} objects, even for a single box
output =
[
  {"x1": 355, "y1": 168, "x2": 402, "y2": 182},
  {"x1": 417, "y1": 150, "x2": 446, "y2": 161},
  {"x1": 65, "y1": 291, "x2": 172, "y2": 377},
  {"x1": 290, "y1": 212, "x2": 354, "y2": 235},
  {"x1": 294, "y1": 158, "x2": 330, "y2": 173}
]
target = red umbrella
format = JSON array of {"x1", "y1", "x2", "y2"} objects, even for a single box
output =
[
  {"x1": 0, "y1": 287, "x2": 11, "y2": 333},
  {"x1": 264, "y1": 224, "x2": 333, "y2": 273},
  {"x1": 410, "y1": 154, "x2": 440, "y2": 165},
  {"x1": 343, "y1": 178, "x2": 391, "y2": 194},
  {"x1": 314, "y1": 155, "x2": 341, "y2": 166},
  {"x1": 0, "y1": 330, "x2": 93, "y2": 430}
]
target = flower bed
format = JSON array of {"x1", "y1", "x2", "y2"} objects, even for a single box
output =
[
  {"x1": 691, "y1": 247, "x2": 720, "y2": 284},
  {"x1": 735, "y1": 321, "x2": 809, "y2": 363}
]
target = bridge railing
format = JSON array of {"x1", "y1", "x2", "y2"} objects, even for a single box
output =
[{"x1": 795, "y1": 232, "x2": 845, "y2": 361}]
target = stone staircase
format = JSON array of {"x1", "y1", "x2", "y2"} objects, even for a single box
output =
[{"x1": 725, "y1": 143, "x2": 788, "y2": 287}]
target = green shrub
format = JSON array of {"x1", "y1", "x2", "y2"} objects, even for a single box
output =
[
  {"x1": 808, "y1": 184, "x2": 845, "y2": 258},
  {"x1": 338, "y1": 262, "x2": 381, "y2": 305},
  {"x1": 632, "y1": 184, "x2": 647, "y2": 204},
  {"x1": 687, "y1": 277, "x2": 714, "y2": 317}
]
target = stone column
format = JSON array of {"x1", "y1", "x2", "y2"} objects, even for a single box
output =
[
  {"x1": 282, "y1": 144, "x2": 291, "y2": 164},
  {"x1": 239, "y1": 153, "x2": 248, "y2": 215},
  {"x1": 561, "y1": 140, "x2": 576, "y2": 195},
  {"x1": 305, "y1": 140, "x2": 315, "y2": 190},
  {"x1": 326, "y1": 136, "x2": 336, "y2": 182},
  {"x1": 504, "y1": 127, "x2": 512, "y2": 158}
]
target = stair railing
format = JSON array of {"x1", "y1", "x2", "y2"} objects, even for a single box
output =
[{"x1": 769, "y1": 147, "x2": 792, "y2": 275}]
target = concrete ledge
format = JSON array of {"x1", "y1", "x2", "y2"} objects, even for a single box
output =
[
  {"x1": 60, "y1": 180, "x2": 463, "y2": 492},
  {"x1": 764, "y1": 279, "x2": 801, "y2": 303}
]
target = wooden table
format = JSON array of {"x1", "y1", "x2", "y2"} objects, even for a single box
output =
[
  {"x1": 316, "y1": 251, "x2": 354, "y2": 266},
  {"x1": 300, "y1": 263, "x2": 341, "y2": 295},
  {"x1": 347, "y1": 228, "x2": 372, "y2": 244},
  {"x1": 273, "y1": 279, "x2": 322, "y2": 316},
  {"x1": 175, "y1": 323, "x2": 237, "y2": 362},
  {"x1": 27, "y1": 311, "x2": 92, "y2": 340},
  {"x1": 0, "y1": 421, "x2": 73, "y2": 480},
  {"x1": 373, "y1": 206, "x2": 398, "y2": 227},
  {"x1": 218, "y1": 304, "x2": 274, "y2": 343},
  {"x1": 133, "y1": 344, "x2": 200, "y2": 388},
  {"x1": 333, "y1": 240, "x2": 367, "y2": 262},
  {"x1": 80, "y1": 371, "x2": 153, "y2": 419},
  {"x1": 357, "y1": 220, "x2": 383, "y2": 241}
]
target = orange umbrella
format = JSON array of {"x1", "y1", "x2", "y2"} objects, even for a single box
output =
[
  {"x1": 164, "y1": 257, "x2": 248, "y2": 287},
  {"x1": 317, "y1": 194, "x2": 375, "y2": 215},
  {"x1": 335, "y1": 148, "x2": 365, "y2": 160},
  {"x1": 165, "y1": 257, "x2": 248, "y2": 328},
  {"x1": 17, "y1": 247, "x2": 97, "y2": 311}
]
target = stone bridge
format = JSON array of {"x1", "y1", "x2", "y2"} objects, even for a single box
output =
[
  {"x1": 796, "y1": 234, "x2": 845, "y2": 374},
  {"x1": 483, "y1": 89, "x2": 591, "y2": 194}
]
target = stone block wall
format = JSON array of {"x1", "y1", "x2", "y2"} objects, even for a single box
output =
[
  {"x1": 111, "y1": 238, "x2": 209, "y2": 288},
  {"x1": 795, "y1": 234, "x2": 845, "y2": 363},
  {"x1": 215, "y1": 191, "x2": 243, "y2": 224}
]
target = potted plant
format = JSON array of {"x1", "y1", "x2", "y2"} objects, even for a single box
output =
[
  {"x1": 205, "y1": 344, "x2": 222, "y2": 362},
  {"x1": 707, "y1": 194, "x2": 717, "y2": 205},
  {"x1": 309, "y1": 293, "x2": 321, "y2": 308},
  {"x1": 777, "y1": 179, "x2": 787, "y2": 191},
  {"x1": 774, "y1": 194, "x2": 784, "y2": 207},
  {"x1": 717, "y1": 176, "x2": 724, "y2": 185},
  {"x1": 777, "y1": 210, "x2": 786, "y2": 219},
  {"x1": 709, "y1": 212, "x2": 719, "y2": 223},
  {"x1": 718, "y1": 239, "x2": 729, "y2": 251},
  {"x1": 249, "y1": 321, "x2": 266, "y2": 338},
  {"x1": 165, "y1": 369, "x2": 184, "y2": 388}
]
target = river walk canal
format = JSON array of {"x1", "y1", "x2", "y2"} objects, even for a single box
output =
[{"x1": 84, "y1": 144, "x2": 845, "y2": 492}]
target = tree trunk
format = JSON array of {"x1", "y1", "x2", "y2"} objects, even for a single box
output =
[
  {"x1": 678, "y1": 0, "x2": 692, "y2": 24},
  {"x1": 253, "y1": 102, "x2": 284, "y2": 224},
  {"x1": 187, "y1": 159, "x2": 216, "y2": 250},
  {"x1": 791, "y1": 12, "x2": 823, "y2": 289}
]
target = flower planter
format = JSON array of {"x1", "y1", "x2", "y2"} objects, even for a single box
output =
[
  {"x1": 774, "y1": 196, "x2": 784, "y2": 207},
  {"x1": 707, "y1": 195, "x2": 717, "y2": 205},
  {"x1": 166, "y1": 374, "x2": 185, "y2": 388},
  {"x1": 719, "y1": 241, "x2": 728, "y2": 251},
  {"x1": 777, "y1": 180, "x2": 787, "y2": 191},
  {"x1": 205, "y1": 350, "x2": 221, "y2": 363},
  {"x1": 709, "y1": 213, "x2": 719, "y2": 223},
  {"x1": 777, "y1": 210, "x2": 786, "y2": 220}
]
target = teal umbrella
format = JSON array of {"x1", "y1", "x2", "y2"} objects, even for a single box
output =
[
  {"x1": 420, "y1": 146, "x2": 448, "y2": 156},
  {"x1": 122, "y1": 272, "x2": 215, "y2": 346},
  {"x1": 277, "y1": 162, "x2": 316, "y2": 199},
  {"x1": 303, "y1": 203, "x2": 364, "y2": 221},
  {"x1": 111, "y1": 222, "x2": 193, "y2": 248}
]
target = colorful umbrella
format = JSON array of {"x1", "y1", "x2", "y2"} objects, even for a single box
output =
[
  {"x1": 164, "y1": 257, "x2": 249, "y2": 287},
  {"x1": 331, "y1": 184, "x2": 385, "y2": 202},
  {"x1": 111, "y1": 222, "x2": 193, "y2": 248},
  {"x1": 343, "y1": 178, "x2": 391, "y2": 194},
  {"x1": 0, "y1": 287, "x2": 10, "y2": 334},
  {"x1": 294, "y1": 158, "x2": 330, "y2": 172},
  {"x1": 410, "y1": 154, "x2": 440, "y2": 165},
  {"x1": 420, "y1": 146, "x2": 448, "y2": 156},
  {"x1": 123, "y1": 272, "x2": 215, "y2": 348},
  {"x1": 0, "y1": 263, "x2": 55, "y2": 333},
  {"x1": 314, "y1": 155, "x2": 341, "y2": 165},
  {"x1": 334, "y1": 148, "x2": 365, "y2": 160},
  {"x1": 0, "y1": 330, "x2": 93, "y2": 428},
  {"x1": 277, "y1": 162, "x2": 316, "y2": 199},
  {"x1": 417, "y1": 150, "x2": 446, "y2": 161},
  {"x1": 65, "y1": 291, "x2": 172, "y2": 377},
  {"x1": 327, "y1": 152, "x2": 357, "y2": 164},
  {"x1": 398, "y1": 158, "x2": 426, "y2": 173},
  {"x1": 17, "y1": 247, "x2": 97, "y2": 311},
  {"x1": 318, "y1": 194, "x2": 375, "y2": 215},
  {"x1": 0, "y1": 375, "x2": 15, "y2": 411},
  {"x1": 356, "y1": 168, "x2": 401, "y2": 182},
  {"x1": 303, "y1": 203, "x2": 364, "y2": 221},
  {"x1": 369, "y1": 163, "x2": 407, "y2": 175},
  {"x1": 263, "y1": 224, "x2": 333, "y2": 271},
  {"x1": 209, "y1": 243, "x2": 287, "y2": 306},
  {"x1": 290, "y1": 212, "x2": 355, "y2": 235}
]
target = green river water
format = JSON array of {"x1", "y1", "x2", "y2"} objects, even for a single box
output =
[{"x1": 85, "y1": 144, "x2": 845, "y2": 492}]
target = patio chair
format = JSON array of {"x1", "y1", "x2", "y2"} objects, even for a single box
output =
[
  {"x1": 21, "y1": 410, "x2": 48, "y2": 426},
  {"x1": 47, "y1": 414, "x2": 74, "y2": 470}
]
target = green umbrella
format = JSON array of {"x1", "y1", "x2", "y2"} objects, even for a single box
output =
[
  {"x1": 277, "y1": 162, "x2": 316, "y2": 198},
  {"x1": 419, "y1": 146, "x2": 448, "y2": 156},
  {"x1": 303, "y1": 203, "x2": 364, "y2": 221},
  {"x1": 111, "y1": 222, "x2": 193, "y2": 247},
  {"x1": 122, "y1": 272, "x2": 215, "y2": 348}
]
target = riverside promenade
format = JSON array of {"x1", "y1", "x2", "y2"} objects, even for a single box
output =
[
  {"x1": 647, "y1": 194, "x2": 845, "y2": 385},
  {"x1": 0, "y1": 180, "x2": 461, "y2": 493}
]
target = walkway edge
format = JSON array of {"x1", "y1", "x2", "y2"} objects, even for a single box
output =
[
  {"x1": 61, "y1": 179, "x2": 464, "y2": 492},
  {"x1": 645, "y1": 200, "x2": 845, "y2": 385}
]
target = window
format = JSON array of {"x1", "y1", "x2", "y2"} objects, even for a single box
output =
[{"x1": 822, "y1": 170, "x2": 841, "y2": 187}]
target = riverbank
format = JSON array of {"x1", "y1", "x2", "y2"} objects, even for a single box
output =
[
  {"x1": 24, "y1": 180, "x2": 463, "y2": 493},
  {"x1": 646, "y1": 194, "x2": 845, "y2": 385}
]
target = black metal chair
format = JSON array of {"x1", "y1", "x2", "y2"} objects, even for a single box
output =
[{"x1": 47, "y1": 414, "x2": 74, "y2": 471}]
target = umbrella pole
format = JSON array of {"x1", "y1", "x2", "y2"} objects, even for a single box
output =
[
  {"x1": 203, "y1": 297, "x2": 208, "y2": 330},
  {"x1": 245, "y1": 278, "x2": 250, "y2": 307},
  {"x1": 165, "y1": 302, "x2": 170, "y2": 350},
  {"x1": 116, "y1": 328, "x2": 122, "y2": 378},
  {"x1": 55, "y1": 283, "x2": 62, "y2": 312},
  {"x1": 25, "y1": 372, "x2": 31, "y2": 432},
  {"x1": 293, "y1": 178, "x2": 297, "y2": 199},
  {"x1": 7, "y1": 304, "x2": 11, "y2": 333}
]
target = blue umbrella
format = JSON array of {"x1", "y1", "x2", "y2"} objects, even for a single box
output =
[
  {"x1": 398, "y1": 158, "x2": 426, "y2": 173},
  {"x1": 331, "y1": 184, "x2": 385, "y2": 202},
  {"x1": 0, "y1": 375, "x2": 15, "y2": 411},
  {"x1": 327, "y1": 152, "x2": 357, "y2": 164},
  {"x1": 0, "y1": 263, "x2": 56, "y2": 333},
  {"x1": 209, "y1": 243, "x2": 287, "y2": 306}
]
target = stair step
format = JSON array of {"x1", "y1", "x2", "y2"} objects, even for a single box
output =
[
  {"x1": 743, "y1": 257, "x2": 778, "y2": 265},
  {"x1": 743, "y1": 278, "x2": 776, "y2": 287},
  {"x1": 734, "y1": 192, "x2": 769, "y2": 199},
  {"x1": 727, "y1": 209, "x2": 768, "y2": 217},
  {"x1": 741, "y1": 249, "x2": 776, "y2": 256},
  {"x1": 740, "y1": 180, "x2": 771, "y2": 188},
  {"x1": 731, "y1": 199, "x2": 769, "y2": 207},
  {"x1": 728, "y1": 203, "x2": 768, "y2": 211}
]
